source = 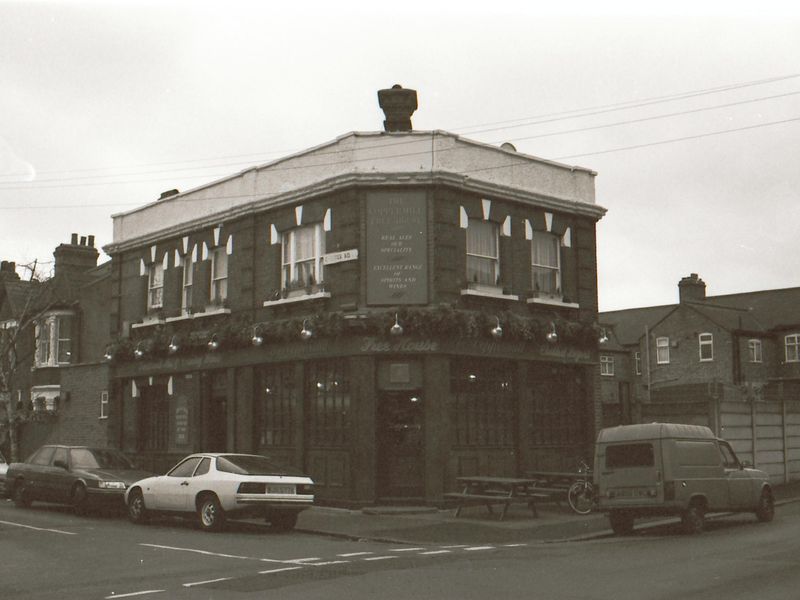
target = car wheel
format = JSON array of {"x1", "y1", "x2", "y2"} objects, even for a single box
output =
[
  {"x1": 128, "y1": 489, "x2": 149, "y2": 525},
  {"x1": 608, "y1": 510, "x2": 634, "y2": 536},
  {"x1": 71, "y1": 483, "x2": 89, "y2": 516},
  {"x1": 269, "y1": 511, "x2": 299, "y2": 531},
  {"x1": 681, "y1": 503, "x2": 705, "y2": 534},
  {"x1": 755, "y1": 489, "x2": 775, "y2": 523},
  {"x1": 198, "y1": 494, "x2": 226, "y2": 532},
  {"x1": 13, "y1": 480, "x2": 31, "y2": 508}
]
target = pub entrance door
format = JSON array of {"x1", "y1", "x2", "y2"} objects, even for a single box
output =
[
  {"x1": 203, "y1": 371, "x2": 228, "y2": 452},
  {"x1": 377, "y1": 391, "x2": 425, "y2": 499}
]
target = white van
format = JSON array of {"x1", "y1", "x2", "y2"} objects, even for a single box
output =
[{"x1": 594, "y1": 423, "x2": 774, "y2": 534}]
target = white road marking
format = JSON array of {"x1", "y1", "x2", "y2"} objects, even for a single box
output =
[
  {"x1": 419, "y1": 550, "x2": 451, "y2": 555},
  {"x1": 503, "y1": 543, "x2": 527, "y2": 547},
  {"x1": 389, "y1": 547, "x2": 425, "y2": 552},
  {"x1": 287, "y1": 557, "x2": 322, "y2": 564},
  {"x1": 310, "y1": 560, "x2": 350, "y2": 566},
  {"x1": 259, "y1": 567, "x2": 304, "y2": 575},
  {"x1": 104, "y1": 590, "x2": 165, "y2": 599},
  {"x1": 464, "y1": 546, "x2": 494, "y2": 551},
  {"x1": 0, "y1": 520, "x2": 76, "y2": 535},
  {"x1": 337, "y1": 551, "x2": 374, "y2": 557},
  {"x1": 182, "y1": 577, "x2": 232, "y2": 588},
  {"x1": 439, "y1": 544, "x2": 468, "y2": 548},
  {"x1": 139, "y1": 543, "x2": 283, "y2": 564},
  {"x1": 363, "y1": 556, "x2": 398, "y2": 561}
]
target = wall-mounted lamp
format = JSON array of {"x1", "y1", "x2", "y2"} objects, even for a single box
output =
[
  {"x1": 252, "y1": 326, "x2": 264, "y2": 347},
  {"x1": 207, "y1": 334, "x2": 220, "y2": 351},
  {"x1": 467, "y1": 373, "x2": 477, "y2": 383},
  {"x1": 491, "y1": 316, "x2": 503, "y2": 339},
  {"x1": 133, "y1": 343, "x2": 145, "y2": 359},
  {"x1": 390, "y1": 313, "x2": 403, "y2": 336},
  {"x1": 546, "y1": 322, "x2": 558, "y2": 344},
  {"x1": 300, "y1": 319, "x2": 313, "y2": 341},
  {"x1": 103, "y1": 347, "x2": 114, "y2": 361},
  {"x1": 598, "y1": 329, "x2": 609, "y2": 344},
  {"x1": 168, "y1": 335, "x2": 180, "y2": 354}
]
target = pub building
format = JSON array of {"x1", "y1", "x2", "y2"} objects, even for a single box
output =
[{"x1": 103, "y1": 86, "x2": 607, "y2": 505}]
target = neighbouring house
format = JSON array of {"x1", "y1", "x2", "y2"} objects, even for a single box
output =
[{"x1": 102, "y1": 85, "x2": 607, "y2": 505}]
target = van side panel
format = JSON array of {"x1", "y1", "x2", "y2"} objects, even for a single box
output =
[{"x1": 669, "y1": 439, "x2": 727, "y2": 509}]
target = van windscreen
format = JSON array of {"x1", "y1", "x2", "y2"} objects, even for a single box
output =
[{"x1": 606, "y1": 443, "x2": 654, "y2": 468}]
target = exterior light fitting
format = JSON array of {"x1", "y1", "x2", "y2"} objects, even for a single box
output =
[
  {"x1": 300, "y1": 319, "x2": 312, "y2": 341},
  {"x1": 390, "y1": 313, "x2": 403, "y2": 336},
  {"x1": 133, "y1": 343, "x2": 145, "y2": 359},
  {"x1": 103, "y1": 347, "x2": 114, "y2": 361},
  {"x1": 468, "y1": 373, "x2": 477, "y2": 383},
  {"x1": 207, "y1": 334, "x2": 220, "y2": 351},
  {"x1": 491, "y1": 316, "x2": 503, "y2": 339},
  {"x1": 546, "y1": 322, "x2": 558, "y2": 344},
  {"x1": 598, "y1": 328, "x2": 609, "y2": 344},
  {"x1": 168, "y1": 335, "x2": 179, "y2": 354},
  {"x1": 252, "y1": 326, "x2": 264, "y2": 347}
]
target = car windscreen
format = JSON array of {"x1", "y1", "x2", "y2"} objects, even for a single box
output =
[
  {"x1": 70, "y1": 448, "x2": 135, "y2": 470},
  {"x1": 216, "y1": 455, "x2": 301, "y2": 476},
  {"x1": 605, "y1": 443, "x2": 655, "y2": 469}
]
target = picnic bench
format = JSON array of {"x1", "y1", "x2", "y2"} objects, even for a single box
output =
[{"x1": 444, "y1": 476, "x2": 562, "y2": 520}]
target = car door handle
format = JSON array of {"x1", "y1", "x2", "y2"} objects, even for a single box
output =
[{"x1": 180, "y1": 481, "x2": 190, "y2": 486}]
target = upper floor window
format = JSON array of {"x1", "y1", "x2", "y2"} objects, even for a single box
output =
[
  {"x1": 699, "y1": 333, "x2": 714, "y2": 362},
  {"x1": 35, "y1": 314, "x2": 73, "y2": 367},
  {"x1": 656, "y1": 336, "x2": 670, "y2": 364},
  {"x1": 209, "y1": 247, "x2": 228, "y2": 304},
  {"x1": 466, "y1": 219, "x2": 499, "y2": 286},
  {"x1": 181, "y1": 253, "x2": 193, "y2": 314},
  {"x1": 786, "y1": 334, "x2": 800, "y2": 363},
  {"x1": 600, "y1": 355, "x2": 615, "y2": 376},
  {"x1": 282, "y1": 223, "x2": 324, "y2": 289},
  {"x1": 100, "y1": 391, "x2": 109, "y2": 419},
  {"x1": 531, "y1": 231, "x2": 560, "y2": 298},
  {"x1": 147, "y1": 262, "x2": 164, "y2": 310},
  {"x1": 748, "y1": 339, "x2": 763, "y2": 363},
  {"x1": 634, "y1": 351, "x2": 642, "y2": 375}
]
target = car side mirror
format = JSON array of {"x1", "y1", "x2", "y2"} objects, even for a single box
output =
[{"x1": 54, "y1": 460, "x2": 69, "y2": 470}]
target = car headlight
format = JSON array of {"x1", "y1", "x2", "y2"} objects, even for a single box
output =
[{"x1": 98, "y1": 481, "x2": 127, "y2": 490}]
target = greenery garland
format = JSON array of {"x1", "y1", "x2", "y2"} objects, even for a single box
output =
[{"x1": 107, "y1": 305, "x2": 601, "y2": 362}]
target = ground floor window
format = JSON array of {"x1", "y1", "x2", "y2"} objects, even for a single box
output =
[
  {"x1": 305, "y1": 359, "x2": 350, "y2": 447},
  {"x1": 528, "y1": 364, "x2": 585, "y2": 447},
  {"x1": 450, "y1": 359, "x2": 515, "y2": 447},
  {"x1": 258, "y1": 365, "x2": 296, "y2": 447},
  {"x1": 138, "y1": 384, "x2": 169, "y2": 451}
]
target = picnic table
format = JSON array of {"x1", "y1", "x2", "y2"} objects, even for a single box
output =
[{"x1": 444, "y1": 476, "x2": 563, "y2": 520}]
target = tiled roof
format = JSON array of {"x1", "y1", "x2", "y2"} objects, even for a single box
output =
[{"x1": 600, "y1": 305, "x2": 675, "y2": 346}]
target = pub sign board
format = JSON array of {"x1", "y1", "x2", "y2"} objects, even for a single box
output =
[{"x1": 366, "y1": 190, "x2": 428, "y2": 305}]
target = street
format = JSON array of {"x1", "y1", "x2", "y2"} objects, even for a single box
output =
[{"x1": 1, "y1": 499, "x2": 798, "y2": 600}]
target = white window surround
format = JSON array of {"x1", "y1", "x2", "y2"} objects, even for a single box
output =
[
  {"x1": 100, "y1": 391, "x2": 109, "y2": 420},
  {"x1": 531, "y1": 230, "x2": 562, "y2": 300},
  {"x1": 181, "y1": 253, "x2": 193, "y2": 315},
  {"x1": 600, "y1": 355, "x2": 615, "y2": 376},
  {"x1": 699, "y1": 332, "x2": 714, "y2": 362},
  {"x1": 209, "y1": 246, "x2": 228, "y2": 305},
  {"x1": 748, "y1": 339, "x2": 763, "y2": 363},
  {"x1": 34, "y1": 312, "x2": 74, "y2": 368},
  {"x1": 147, "y1": 262, "x2": 164, "y2": 310},
  {"x1": 786, "y1": 334, "x2": 800, "y2": 363},
  {"x1": 634, "y1": 352, "x2": 642, "y2": 375},
  {"x1": 30, "y1": 385, "x2": 60, "y2": 412},
  {"x1": 656, "y1": 336, "x2": 670, "y2": 364},
  {"x1": 466, "y1": 218, "x2": 500, "y2": 287},
  {"x1": 281, "y1": 223, "x2": 325, "y2": 289}
]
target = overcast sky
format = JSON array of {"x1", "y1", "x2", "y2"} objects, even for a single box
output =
[{"x1": 1, "y1": 1, "x2": 798, "y2": 312}]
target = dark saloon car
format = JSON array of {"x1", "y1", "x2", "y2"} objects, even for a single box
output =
[{"x1": 6, "y1": 445, "x2": 152, "y2": 514}]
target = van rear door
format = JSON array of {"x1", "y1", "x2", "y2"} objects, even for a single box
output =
[{"x1": 598, "y1": 440, "x2": 661, "y2": 504}]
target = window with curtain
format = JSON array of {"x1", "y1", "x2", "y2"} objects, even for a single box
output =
[
  {"x1": 656, "y1": 336, "x2": 670, "y2": 364},
  {"x1": 35, "y1": 314, "x2": 73, "y2": 366},
  {"x1": 282, "y1": 223, "x2": 324, "y2": 288},
  {"x1": 748, "y1": 339, "x2": 762, "y2": 363},
  {"x1": 531, "y1": 231, "x2": 560, "y2": 296},
  {"x1": 181, "y1": 253, "x2": 193, "y2": 314},
  {"x1": 210, "y1": 247, "x2": 228, "y2": 303},
  {"x1": 466, "y1": 219, "x2": 499, "y2": 286},
  {"x1": 147, "y1": 262, "x2": 164, "y2": 310}
]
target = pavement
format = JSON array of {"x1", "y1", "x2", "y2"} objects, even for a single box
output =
[{"x1": 293, "y1": 479, "x2": 800, "y2": 546}]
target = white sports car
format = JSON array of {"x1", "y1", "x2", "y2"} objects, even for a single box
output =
[{"x1": 125, "y1": 453, "x2": 314, "y2": 532}]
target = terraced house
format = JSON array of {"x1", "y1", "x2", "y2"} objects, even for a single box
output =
[{"x1": 103, "y1": 86, "x2": 607, "y2": 505}]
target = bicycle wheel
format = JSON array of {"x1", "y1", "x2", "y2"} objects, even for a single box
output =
[{"x1": 567, "y1": 481, "x2": 594, "y2": 515}]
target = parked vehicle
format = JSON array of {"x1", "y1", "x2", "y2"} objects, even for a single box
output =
[
  {"x1": 6, "y1": 445, "x2": 153, "y2": 514},
  {"x1": 594, "y1": 423, "x2": 774, "y2": 535},
  {"x1": 0, "y1": 451, "x2": 8, "y2": 498},
  {"x1": 125, "y1": 453, "x2": 314, "y2": 532}
]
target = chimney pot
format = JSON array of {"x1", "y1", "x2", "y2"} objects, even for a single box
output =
[
  {"x1": 377, "y1": 84, "x2": 418, "y2": 132},
  {"x1": 79, "y1": 236, "x2": 87, "y2": 246},
  {"x1": 88, "y1": 235, "x2": 95, "y2": 247},
  {"x1": 71, "y1": 233, "x2": 78, "y2": 245}
]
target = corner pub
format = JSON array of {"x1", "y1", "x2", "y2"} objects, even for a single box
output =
[{"x1": 103, "y1": 86, "x2": 607, "y2": 505}]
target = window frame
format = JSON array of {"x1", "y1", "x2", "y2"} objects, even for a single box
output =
[
  {"x1": 181, "y1": 252, "x2": 194, "y2": 314},
  {"x1": 698, "y1": 332, "x2": 714, "y2": 362},
  {"x1": 634, "y1": 351, "x2": 642, "y2": 375},
  {"x1": 100, "y1": 390, "x2": 109, "y2": 420},
  {"x1": 530, "y1": 230, "x2": 561, "y2": 298},
  {"x1": 465, "y1": 218, "x2": 500, "y2": 287},
  {"x1": 786, "y1": 334, "x2": 800, "y2": 363},
  {"x1": 656, "y1": 336, "x2": 670, "y2": 364},
  {"x1": 35, "y1": 313, "x2": 74, "y2": 367},
  {"x1": 147, "y1": 262, "x2": 164, "y2": 311},
  {"x1": 209, "y1": 246, "x2": 228, "y2": 304},
  {"x1": 600, "y1": 355, "x2": 615, "y2": 377},
  {"x1": 748, "y1": 338, "x2": 763, "y2": 363},
  {"x1": 281, "y1": 223, "x2": 325, "y2": 289}
]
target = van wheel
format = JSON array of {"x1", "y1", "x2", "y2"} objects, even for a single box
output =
[
  {"x1": 755, "y1": 489, "x2": 774, "y2": 522},
  {"x1": 681, "y1": 504, "x2": 705, "y2": 534},
  {"x1": 609, "y1": 511, "x2": 634, "y2": 535}
]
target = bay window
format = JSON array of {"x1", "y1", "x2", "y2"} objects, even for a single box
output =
[{"x1": 35, "y1": 313, "x2": 74, "y2": 367}]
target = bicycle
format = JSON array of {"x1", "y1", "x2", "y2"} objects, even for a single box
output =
[{"x1": 567, "y1": 459, "x2": 595, "y2": 515}]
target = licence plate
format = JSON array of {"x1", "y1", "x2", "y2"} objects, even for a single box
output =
[{"x1": 268, "y1": 485, "x2": 295, "y2": 495}]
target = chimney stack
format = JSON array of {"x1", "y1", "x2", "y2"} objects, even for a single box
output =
[
  {"x1": 678, "y1": 273, "x2": 706, "y2": 303},
  {"x1": 0, "y1": 260, "x2": 20, "y2": 281},
  {"x1": 377, "y1": 84, "x2": 418, "y2": 132},
  {"x1": 53, "y1": 233, "x2": 99, "y2": 277}
]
